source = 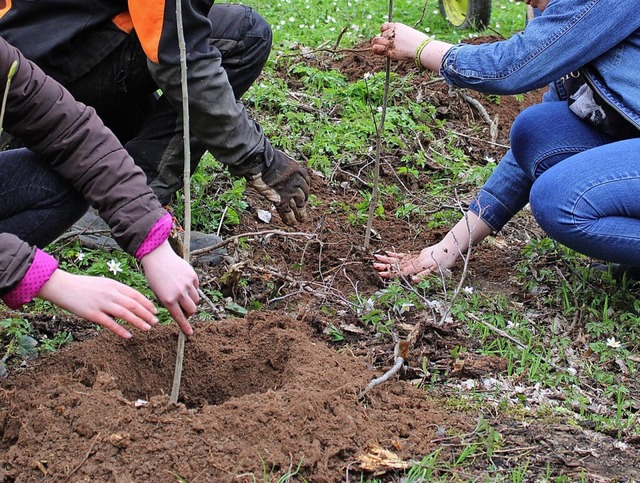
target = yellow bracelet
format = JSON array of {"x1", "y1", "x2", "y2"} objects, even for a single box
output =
[{"x1": 414, "y1": 37, "x2": 433, "y2": 69}]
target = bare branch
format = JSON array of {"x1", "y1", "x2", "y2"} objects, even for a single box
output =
[
  {"x1": 359, "y1": 341, "x2": 408, "y2": 399},
  {"x1": 190, "y1": 229, "x2": 320, "y2": 257}
]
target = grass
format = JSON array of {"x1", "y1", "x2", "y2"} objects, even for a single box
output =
[
  {"x1": 254, "y1": 0, "x2": 529, "y2": 49},
  {"x1": 2, "y1": 0, "x2": 639, "y2": 481}
]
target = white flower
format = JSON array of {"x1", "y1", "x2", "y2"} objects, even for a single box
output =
[
  {"x1": 107, "y1": 259, "x2": 123, "y2": 275},
  {"x1": 363, "y1": 297, "x2": 375, "y2": 312},
  {"x1": 363, "y1": 72, "x2": 372, "y2": 80},
  {"x1": 463, "y1": 286, "x2": 474, "y2": 294},
  {"x1": 397, "y1": 302, "x2": 414, "y2": 315},
  {"x1": 76, "y1": 252, "x2": 85, "y2": 262},
  {"x1": 606, "y1": 337, "x2": 622, "y2": 349},
  {"x1": 506, "y1": 320, "x2": 520, "y2": 329}
]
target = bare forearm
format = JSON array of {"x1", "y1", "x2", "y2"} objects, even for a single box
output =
[{"x1": 445, "y1": 211, "x2": 494, "y2": 254}]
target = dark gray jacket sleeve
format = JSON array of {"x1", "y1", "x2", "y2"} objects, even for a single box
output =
[{"x1": 148, "y1": 57, "x2": 271, "y2": 176}]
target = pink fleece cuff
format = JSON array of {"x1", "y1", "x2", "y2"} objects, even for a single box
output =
[
  {"x1": 135, "y1": 213, "x2": 173, "y2": 260},
  {"x1": 2, "y1": 249, "x2": 58, "y2": 309}
]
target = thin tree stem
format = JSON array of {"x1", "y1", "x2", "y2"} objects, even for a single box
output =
[
  {"x1": 170, "y1": 0, "x2": 191, "y2": 405},
  {"x1": 364, "y1": 0, "x2": 393, "y2": 249}
]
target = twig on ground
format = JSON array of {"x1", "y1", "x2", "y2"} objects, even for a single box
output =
[
  {"x1": 275, "y1": 46, "x2": 369, "y2": 61},
  {"x1": 216, "y1": 206, "x2": 228, "y2": 237},
  {"x1": 197, "y1": 288, "x2": 218, "y2": 313},
  {"x1": 456, "y1": 88, "x2": 499, "y2": 143},
  {"x1": 66, "y1": 432, "x2": 101, "y2": 480},
  {"x1": 465, "y1": 312, "x2": 527, "y2": 350},
  {"x1": 446, "y1": 129, "x2": 510, "y2": 149},
  {"x1": 464, "y1": 311, "x2": 570, "y2": 373},
  {"x1": 359, "y1": 341, "x2": 408, "y2": 399},
  {"x1": 332, "y1": 26, "x2": 348, "y2": 50},
  {"x1": 189, "y1": 229, "x2": 320, "y2": 257},
  {"x1": 334, "y1": 165, "x2": 372, "y2": 189},
  {"x1": 423, "y1": 76, "x2": 445, "y2": 86}
]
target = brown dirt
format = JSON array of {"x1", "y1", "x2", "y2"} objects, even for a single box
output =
[
  {"x1": 3, "y1": 39, "x2": 640, "y2": 482},
  {"x1": 1, "y1": 314, "x2": 476, "y2": 482}
]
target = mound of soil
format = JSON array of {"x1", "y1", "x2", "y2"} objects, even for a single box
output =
[{"x1": 1, "y1": 313, "x2": 472, "y2": 481}]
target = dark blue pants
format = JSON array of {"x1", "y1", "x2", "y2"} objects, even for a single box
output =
[{"x1": 0, "y1": 149, "x2": 87, "y2": 248}]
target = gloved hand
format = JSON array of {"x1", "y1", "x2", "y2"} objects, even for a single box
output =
[{"x1": 246, "y1": 150, "x2": 310, "y2": 225}]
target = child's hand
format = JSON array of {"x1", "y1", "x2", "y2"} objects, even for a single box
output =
[
  {"x1": 371, "y1": 22, "x2": 428, "y2": 62},
  {"x1": 37, "y1": 270, "x2": 159, "y2": 339},
  {"x1": 140, "y1": 241, "x2": 199, "y2": 335}
]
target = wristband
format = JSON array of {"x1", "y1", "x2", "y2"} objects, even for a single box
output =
[
  {"x1": 414, "y1": 37, "x2": 434, "y2": 69},
  {"x1": 2, "y1": 249, "x2": 58, "y2": 309},
  {"x1": 135, "y1": 212, "x2": 173, "y2": 260}
]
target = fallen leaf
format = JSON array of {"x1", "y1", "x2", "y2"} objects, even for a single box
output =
[
  {"x1": 356, "y1": 446, "x2": 410, "y2": 472},
  {"x1": 257, "y1": 209, "x2": 272, "y2": 223}
]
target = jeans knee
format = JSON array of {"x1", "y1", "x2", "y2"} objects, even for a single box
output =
[
  {"x1": 510, "y1": 105, "x2": 542, "y2": 180},
  {"x1": 529, "y1": 180, "x2": 554, "y2": 233},
  {"x1": 529, "y1": 174, "x2": 575, "y2": 243}
]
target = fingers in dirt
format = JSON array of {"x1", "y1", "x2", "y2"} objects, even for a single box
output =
[
  {"x1": 167, "y1": 303, "x2": 194, "y2": 336},
  {"x1": 373, "y1": 252, "x2": 407, "y2": 264},
  {"x1": 94, "y1": 314, "x2": 133, "y2": 339},
  {"x1": 108, "y1": 305, "x2": 155, "y2": 332}
]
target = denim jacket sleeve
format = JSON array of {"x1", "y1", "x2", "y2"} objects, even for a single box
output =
[{"x1": 440, "y1": 0, "x2": 640, "y2": 95}]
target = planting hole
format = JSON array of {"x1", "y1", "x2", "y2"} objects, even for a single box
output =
[{"x1": 66, "y1": 316, "x2": 297, "y2": 409}]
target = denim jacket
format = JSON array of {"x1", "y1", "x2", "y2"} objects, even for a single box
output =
[{"x1": 440, "y1": 0, "x2": 640, "y2": 130}]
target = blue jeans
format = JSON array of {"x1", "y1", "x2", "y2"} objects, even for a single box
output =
[
  {"x1": 0, "y1": 149, "x2": 87, "y2": 248},
  {"x1": 471, "y1": 101, "x2": 640, "y2": 265}
]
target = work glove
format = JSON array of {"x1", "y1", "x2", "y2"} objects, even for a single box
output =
[{"x1": 246, "y1": 150, "x2": 310, "y2": 226}]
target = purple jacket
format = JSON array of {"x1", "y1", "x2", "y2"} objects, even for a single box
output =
[{"x1": 0, "y1": 37, "x2": 168, "y2": 302}]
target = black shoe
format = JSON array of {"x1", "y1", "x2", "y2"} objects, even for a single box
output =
[
  {"x1": 590, "y1": 262, "x2": 640, "y2": 281},
  {"x1": 71, "y1": 209, "x2": 119, "y2": 251},
  {"x1": 611, "y1": 263, "x2": 640, "y2": 281},
  {"x1": 189, "y1": 231, "x2": 227, "y2": 267},
  {"x1": 69, "y1": 209, "x2": 227, "y2": 266}
]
